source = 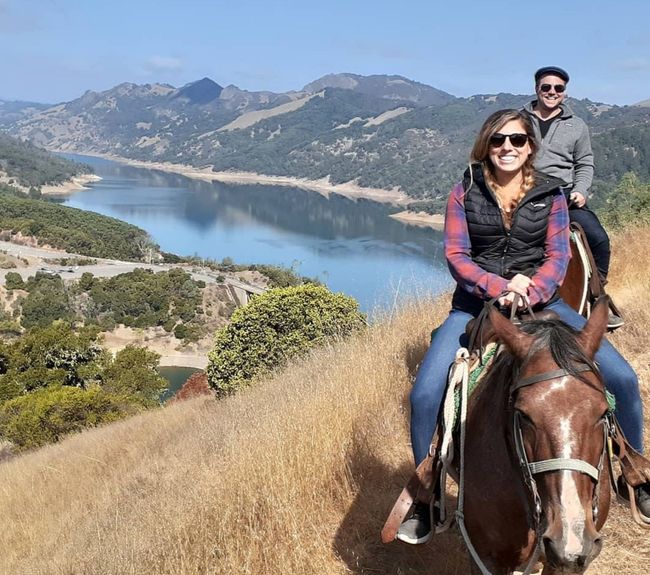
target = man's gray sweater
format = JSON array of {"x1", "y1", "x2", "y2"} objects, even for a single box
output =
[{"x1": 523, "y1": 101, "x2": 594, "y2": 197}]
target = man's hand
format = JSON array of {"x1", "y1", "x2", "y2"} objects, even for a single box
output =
[{"x1": 569, "y1": 191, "x2": 586, "y2": 208}]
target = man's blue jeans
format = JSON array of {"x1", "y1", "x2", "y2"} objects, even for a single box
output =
[{"x1": 409, "y1": 299, "x2": 642, "y2": 465}]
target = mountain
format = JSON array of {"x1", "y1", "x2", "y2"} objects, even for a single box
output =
[
  {"x1": 0, "y1": 99, "x2": 50, "y2": 126},
  {"x1": 0, "y1": 132, "x2": 92, "y2": 190},
  {"x1": 5, "y1": 74, "x2": 650, "y2": 208},
  {"x1": 171, "y1": 77, "x2": 223, "y2": 104},
  {"x1": 303, "y1": 73, "x2": 455, "y2": 107}
]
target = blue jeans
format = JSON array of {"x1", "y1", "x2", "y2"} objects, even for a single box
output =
[{"x1": 409, "y1": 299, "x2": 643, "y2": 465}]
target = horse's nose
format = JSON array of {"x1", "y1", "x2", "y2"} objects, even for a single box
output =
[{"x1": 543, "y1": 534, "x2": 603, "y2": 570}]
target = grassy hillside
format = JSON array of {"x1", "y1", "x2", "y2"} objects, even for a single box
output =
[
  {"x1": 0, "y1": 133, "x2": 92, "y2": 189},
  {"x1": 0, "y1": 228, "x2": 648, "y2": 574},
  {"x1": 0, "y1": 190, "x2": 154, "y2": 260}
]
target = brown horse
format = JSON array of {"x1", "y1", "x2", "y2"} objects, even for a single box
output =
[{"x1": 457, "y1": 298, "x2": 612, "y2": 574}]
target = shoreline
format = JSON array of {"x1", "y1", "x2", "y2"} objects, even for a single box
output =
[
  {"x1": 40, "y1": 173, "x2": 102, "y2": 195},
  {"x1": 48, "y1": 149, "x2": 448, "y2": 229},
  {"x1": 50, "y1": 149, "x2": 413, "y2": 207},
  {"x1": 389, "y1": 210, "x2": 445, "y2": 229}
]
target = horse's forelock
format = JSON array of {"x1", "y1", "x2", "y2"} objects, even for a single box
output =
[{"x1": 518, "y1": 319, "x2": 602, "y2": 387}]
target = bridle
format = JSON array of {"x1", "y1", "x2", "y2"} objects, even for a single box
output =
[{"x1": 510, "y1": 363, "x2": 613, "y2": 569}]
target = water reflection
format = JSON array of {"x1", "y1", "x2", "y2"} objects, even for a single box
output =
[{"x1": 60, "y1": 154, "x2": 452, "y2": 311}]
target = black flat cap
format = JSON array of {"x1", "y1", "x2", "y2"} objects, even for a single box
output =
[{"x1": 534, "y1": 66, "x2": 570, "y2": 83}]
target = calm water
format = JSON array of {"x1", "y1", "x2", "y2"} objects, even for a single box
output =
[
  {"x1": 60, "y1": 154, "x2": 451, "y2": 313},
  {"x1": 158, "y1": 366, "x2": 201, "y2": 402}
]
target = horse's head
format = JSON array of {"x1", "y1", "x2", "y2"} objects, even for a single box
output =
[{"x1": 488, "y1": 298, "x2": 611, "y2": 572}]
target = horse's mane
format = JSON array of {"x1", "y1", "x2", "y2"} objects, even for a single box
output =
[{"x1": 481, "y1": 317, "x2": 604, "y2": 397}]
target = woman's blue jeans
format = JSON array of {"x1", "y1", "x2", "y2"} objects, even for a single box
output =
[{"x1": 409, "y1": 299, "x2": 643, "y2": 465}]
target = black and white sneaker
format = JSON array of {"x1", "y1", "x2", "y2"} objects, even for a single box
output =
[
  {"x1": 617, "y1": 476, "x2": 650, "y2": 521},
  {"x1": 396, "y1": 502, "x2": 432, "y2": 545},
  {"x1": 607, "y1": 312, "x2": 624, "y2": 331}
]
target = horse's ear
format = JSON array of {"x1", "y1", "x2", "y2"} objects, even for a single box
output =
[
  {"x1": 577, "y1": 296, "x2": 609, "y2": 358},
  {"x1": 487, "y1": 305, "x2": 534, "y2": 359}
]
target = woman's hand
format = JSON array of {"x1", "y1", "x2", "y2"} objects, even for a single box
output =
[
  {"x1": 499, "y1": 274, "x2": 534, "y2": 309},
  {"x1": 506, "y1": 273, "x2": 535, "y2": 297},
  {"x1": 498, "y1": 291, "x2": 529, "y2": 309}
]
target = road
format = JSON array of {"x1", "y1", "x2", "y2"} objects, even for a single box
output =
[{"x1": 0, "y1": 240, "x2": 266, "y2": 297}]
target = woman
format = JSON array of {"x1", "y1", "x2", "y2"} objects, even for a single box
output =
[{"x1": 396, "y1": 109, "x2": 646, "y2": 545}]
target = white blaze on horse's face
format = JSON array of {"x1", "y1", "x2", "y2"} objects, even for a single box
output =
[
  {"x1": 558, "y1": 404, "x2": 588, "y2": 558},
  {"x1": 517, "y1": 372, "x2": 607, "y2": 570}
]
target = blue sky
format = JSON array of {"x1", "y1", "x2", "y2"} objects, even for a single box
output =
[{"x1": 1, "y1": 0, "x2": 648, "y2": 106}]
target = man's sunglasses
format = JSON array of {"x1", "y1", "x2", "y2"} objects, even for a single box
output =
[
  {"x1": 489, "y1": 133, "x2": 529, "y2": 148},
  {"x1": 539, "y1": 83, "x2": 566, "y2": 93}
]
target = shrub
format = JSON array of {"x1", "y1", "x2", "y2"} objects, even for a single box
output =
[
  {"x1": 599, "y1": 172, "x2": 650, "y2": 228},
  {"x1": 5, "y1": 272, "x2": 24, "y2": 290},
  {"x1": 0, "y1": 385, "x2": 142, "y2": 450},
  {"x1": 206, "y1": 284, "x2": 364, "y2": 397},
  {"x1": 101, "y1": 345, "x2": 167, "y2": 404}
]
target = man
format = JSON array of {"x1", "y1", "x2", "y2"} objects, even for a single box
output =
[{"x1": 523, "y1": 66, "x2": 623, "y2": 329}]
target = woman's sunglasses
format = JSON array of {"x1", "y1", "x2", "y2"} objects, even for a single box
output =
[
  {"x1": 539, "y1": 83, "x2": 566, "y2": 93},
  {"x1": 489, "y1": 133, "x2": 529, "y2": 148}
]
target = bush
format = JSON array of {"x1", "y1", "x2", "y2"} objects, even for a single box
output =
[
  {"x1": 599, "y1": 172, "x2": 650, "y2": 228},
  {"x1": 5, "y1": 272, "x2": 24, "y2": 290},
  {"x1": 206, "y1": 284, "x2": 364, "y2": 397},
  {"x1": 0, "y1": 385, "x2": 142, "y2": 450},
  {"x1": 101, "y1": 345, "x2": 167, "y2": 404}
]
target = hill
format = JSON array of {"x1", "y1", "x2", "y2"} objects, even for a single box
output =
[
  {"x1": 0, "y1": 226, "x2": 647, "y2": 574},
  {"x1": 6, "y1": 74, "x2": 650, "y2": 206},
  {"x1": 0, "y1": 133, "x2": 93, "y2": 191}
]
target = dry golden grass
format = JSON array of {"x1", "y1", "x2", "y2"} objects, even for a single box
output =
[{"x1": 0, "y1": 229, "x2": 649, "y2": 575}]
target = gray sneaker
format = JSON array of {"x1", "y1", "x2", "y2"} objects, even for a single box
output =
[
  {"x1": 607, "y1": 312, "x2": 624, "y2": 331},
  {"x1": 396, "y1": 502, "x2": 432, "y2": 545}
]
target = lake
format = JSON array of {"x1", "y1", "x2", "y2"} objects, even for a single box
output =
[{"x1": 60, "y1": 154, "x2": 452, "y2": 313}]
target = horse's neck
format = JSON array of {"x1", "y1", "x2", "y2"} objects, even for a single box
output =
[
  {"x1": 466, "y1": 360, "x2": 525, "y2": 484},
  {"x1": 468, "y1": 361, "x2": 512, "y2": 433},
  {"x1": 463, "y1": 359, "x2": 535, "y2": 562}
]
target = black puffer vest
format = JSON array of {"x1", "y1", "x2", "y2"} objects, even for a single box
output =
[{"x1": 452, "y1": 164, "x2": 565, "y2": 315}]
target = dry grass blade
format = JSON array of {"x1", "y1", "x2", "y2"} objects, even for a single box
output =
[{"x1": 0, "y1": 230, "x2": 648, "y2": 574}]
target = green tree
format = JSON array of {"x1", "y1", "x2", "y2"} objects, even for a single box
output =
[
  {"x1": 4, "y1": 272, "x2": 24, "y2": 290},
  {"x1": 206, "y1": 284, "x2": 364, "y2": 397},
  {"x1": 101, "y1": 345, "x2": 167, "y2": 404},
  {"x1": 2, "y1": 322, "x2": 104, "y2": 392},
  {"x1": 599, "y1": 172, "x2": 650, "y2": 228},
  {"x1": 0, "y1": 385, "x2": 142, "y2": 451}
]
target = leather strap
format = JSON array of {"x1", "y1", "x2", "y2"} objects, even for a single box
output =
[{"x1": 381, "y1": 430, "x2": 442, "y2": 543}]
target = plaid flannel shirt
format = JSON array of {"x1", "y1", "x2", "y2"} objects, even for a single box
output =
[{"x1": 444, "y1": 182, "x2": 570, "y2": 307}]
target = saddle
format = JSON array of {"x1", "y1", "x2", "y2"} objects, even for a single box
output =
[{"x1": 558, "y1": 222, "x2": 623, "y2": 323}]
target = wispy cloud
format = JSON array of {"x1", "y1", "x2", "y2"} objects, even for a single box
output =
[{"x1": 143, "y1": 56, "x2": 184, "y2": 74}]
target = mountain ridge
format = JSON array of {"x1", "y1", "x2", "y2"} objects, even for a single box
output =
[{"x1": 3, "y1": 73, "x2": 649, "y2": 207}]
